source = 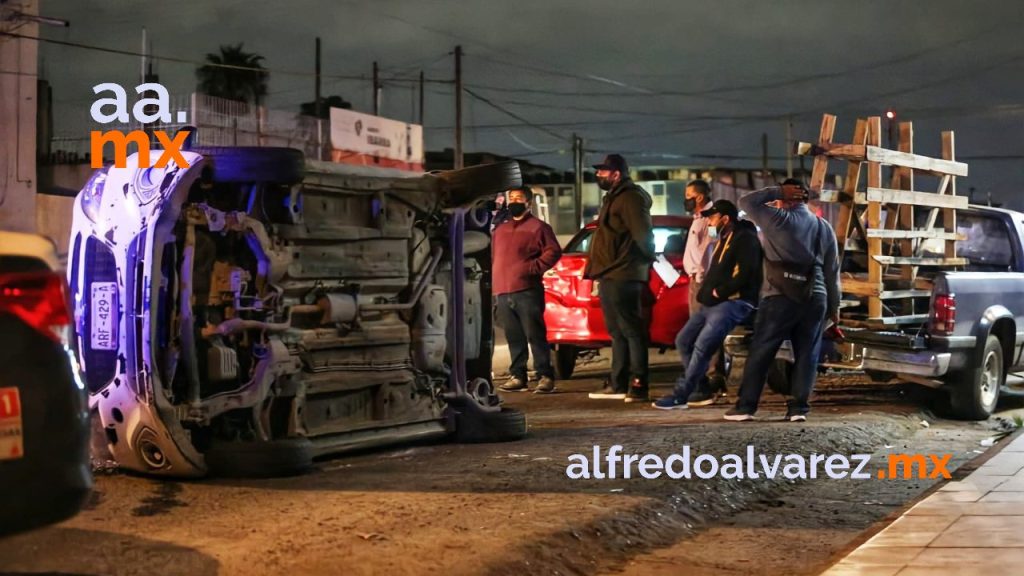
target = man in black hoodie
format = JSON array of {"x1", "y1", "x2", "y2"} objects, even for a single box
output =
[
  {"x1": 653, "y1": 200, "x2": 762, "y2": 410},
  {"x1": 584, "y1": 154, "x2": 656, "y2": 402}
]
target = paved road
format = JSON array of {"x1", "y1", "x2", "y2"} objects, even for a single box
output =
[{"x1": 0, "y1": 348, "x2": 1018, "y2": 576}]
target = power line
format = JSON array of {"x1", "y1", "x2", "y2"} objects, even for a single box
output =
[
  {"x1": 0, "y1": 30, "x2": 370, "y2": 81},
  {"x1": 462, "y1": 87, "x2": 567, "y2": 141}
]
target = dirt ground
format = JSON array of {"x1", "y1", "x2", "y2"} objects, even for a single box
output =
[{"x1": 0, "y1": 350, "x2": 1016, "y2": 576}]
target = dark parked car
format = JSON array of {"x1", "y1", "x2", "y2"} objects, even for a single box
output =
[{"x1": 0, "y1": 231, "x2": 91, "y2": 536}]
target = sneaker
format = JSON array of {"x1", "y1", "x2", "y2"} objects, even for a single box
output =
[
  {"x1": 723, "y1": 407, "x2": 755, "y2": 422},
  {"x1": 786, "y1": 413, "x2": 807, "y2": 422},
  {"x1": 589, "y1": 383, "x2": 626, "y2": 400},
  {"x1": 686, "y1": 390, "x2": 719, "y2": 407},
  {"x1": 534, "y1": 376, "x2": 556, "y2": 394},
  {"x1": 624, "y1": 378, "x2": 649, "y2": 403},
  {"x1": 499, "y1": 378, "x2": 529, "y2": 392},
  {"x1": 708, "y1": 375, "x2": 728, "y2": 397},
  {"x1": 652, "y1": 395, "x2": 688, "y2": 410}
]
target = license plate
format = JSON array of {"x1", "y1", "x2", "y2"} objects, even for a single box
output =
[
  {"x1": 0, "y1": 387, "x2": 23, "y2": 460},
  {"x1": 90, "y1": 282, "x2": 118, "y2": 351}
]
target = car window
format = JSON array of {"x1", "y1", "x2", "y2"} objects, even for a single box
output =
[
  {"x1": 920, "y1": 212, "x2": 1014, "y2": 269},
  {"x1": 564, "y1": 226, "x2": 688, "y2": 254}
]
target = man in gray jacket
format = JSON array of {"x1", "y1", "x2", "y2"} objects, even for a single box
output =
[{"x1": 725, "y1": 179, "x2": 840, "y2": 422}]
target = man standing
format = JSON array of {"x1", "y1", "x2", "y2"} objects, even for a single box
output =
[
  {"x1": 681, "y1": 179, "x2": 727, "y2": 400},
  {"x1": 725, "y1": 179, "x2": 840, "y2": 422},
  {"x1": 493, "y1": 187, "x2": 562, "y2": 394},
  {"x1": 584, "y1": 154, "x2": 655, "y2": 402},
  {"x1": 654, "y1": 200, "x2": 761, "y2": 410}
]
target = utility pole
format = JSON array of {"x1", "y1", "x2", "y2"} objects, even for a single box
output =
[
  {"x1": 785, "y1": 118, "x2": 793, "y2": 178},
  {"x1": 573, "y1": 134, "x2": 584, "y2": 230},
  {"x1": 372, "y1": 61, "x2": 380, "y2": 116},
  {"x1": 418, "y1": 70, "x2": 424, "y2": 125},
  {"x1": 454, "y1": 45, "x2": 463, "y2": 170},
  {"x1": 315, "y1": 37, "x2": 323, "y2": 160},
  {"x1": 761, "y1": 132, "x2": 769, "y2": 180}
]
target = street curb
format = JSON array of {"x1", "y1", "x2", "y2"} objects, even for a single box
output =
[{"x1": 814, "y1": 424, "x2": 1024, "y2": 574}]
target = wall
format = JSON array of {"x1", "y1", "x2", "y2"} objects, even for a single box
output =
[{"x1": 0, "y1": 0, "x2": 38, "y2": 233}]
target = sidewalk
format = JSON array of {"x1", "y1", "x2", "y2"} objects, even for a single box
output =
[{"x1": 823, "y1": 431, "x2": 1024, "y2": 575}]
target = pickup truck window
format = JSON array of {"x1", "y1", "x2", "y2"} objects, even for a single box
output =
[{"x1": 921, "y1": 212, "x2": 1014, "y2": 270}]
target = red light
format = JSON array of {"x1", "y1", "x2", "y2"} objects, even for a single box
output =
[
  {"x1": 0, "y1": 272, "x2": 72, "y2": 343},
  {"x1": 932, "y1": 294, "x2": 956, "y2": 335}
]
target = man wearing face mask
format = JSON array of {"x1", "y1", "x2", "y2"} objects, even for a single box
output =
[
  {"x1": 492, "y1": 186, "x2": 562, "y2": 393},
  {"x1": 584, "y1": 154, "x2": 656, "y2": 402},
  {"x1": 654, "y1": 200, "x2": 762, "y2": 410},
  {"x1": 681, "y1": 179, "x2": 728, "y2": 399}
]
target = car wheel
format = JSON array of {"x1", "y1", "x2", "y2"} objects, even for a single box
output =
[
  {"x1": 766, "y1": 358, "x2": 792, "y2": 396},
  {"x1": 945, "y1": 335, "x2": 1002, "y2": 421},
  {"x1": 554, "y1": 345, "x2": 578, "y2": 380},
  {"x1": 204, "y1": 437, "x2": 314, "y2": 478},
  {"x1": 453, "y1": 406, "x2": 527, "y2": 443},
  {"x1": 192, "y1": 146, "x2": 304, "y2": 184},
  {"x1": 432, "y1": 161, "x2": 523, "y2": 207}
]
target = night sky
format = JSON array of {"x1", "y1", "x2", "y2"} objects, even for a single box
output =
[{"x1": 38, "y1": 0, "x2": 1024, "y2": 207}]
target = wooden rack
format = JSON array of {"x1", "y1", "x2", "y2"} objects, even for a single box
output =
[{"x1": 798, "y1": 114, "x2": 969, "y2": 327}]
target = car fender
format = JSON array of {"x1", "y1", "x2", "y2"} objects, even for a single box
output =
[{"x1": 972, "y1": 305, "x2": 1015, "y2": 368}]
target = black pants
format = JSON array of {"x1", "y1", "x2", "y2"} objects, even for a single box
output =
[
  {"x1": 496, "y1": 287, "x2": 553, "y2": 381},
  {"x1": 599, "y1": 279, "x2": 649, "y2": 391},
  {"x1": 735, "y1": 293, "x2": 827, "y2": 415}
]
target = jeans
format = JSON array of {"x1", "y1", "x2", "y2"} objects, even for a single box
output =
[
  {"x1": 735, "y1": 293, "x2": 828, "y2": 415},
  {"x1": 688, "y1": 279, "x2": 727, "y2": 379},
  {"x1": 496, "y1": 287, "x2": 553, "y2": 381},
  {"x1": 599, "y1": 279, "x2": 649, "y2": 390},
  {"x1": 673, "y1": 299, "x2": 754, "y2": 401}
]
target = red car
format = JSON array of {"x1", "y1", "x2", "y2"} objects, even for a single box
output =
[{"x1": 543, "y1": 215, "x2": 693, "y2": 379}]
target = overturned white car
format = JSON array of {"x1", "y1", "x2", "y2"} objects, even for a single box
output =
[{"x1": 69, "y1": 146, "x2": 524, "y2": 477}]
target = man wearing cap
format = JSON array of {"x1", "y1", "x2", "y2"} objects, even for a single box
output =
[
  {"x1": 493, "y1": 186, "x2": 562, "y2": 394},
  {"x1": 725, "y1": 179, "x2": 840, "y2": 422},
  {"x1": 681, "y1": 179, "x2": 728, "y2": 399},
  {"x1": 584, "y1": 154, "x2": 656, "y2": 402},
  {"x1": 653, "y1": 200, "x2": 762, "y2": 410}
]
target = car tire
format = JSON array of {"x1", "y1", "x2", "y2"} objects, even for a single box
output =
[
  {"x1": 453, "y1": 406, "x2": 527, "y2": 443},
  {"x1": 766, "y1": 358, "x2": 792, "y2": 396},
  {"x1": 433, "y1": 161, "x2": 523, "y2": 207},
  {"x1": 554, "y1": 345, "x2": 578, "y2": 380},
  {"x1": 204, "y1": 437, "x2": 314, "y2": 478},
  {"x1": 945, "y1": 335, "x2": 1002, "y2": 421},
  {"x1": 193, "y1": 146, "x2": 305, "y2": 184}
]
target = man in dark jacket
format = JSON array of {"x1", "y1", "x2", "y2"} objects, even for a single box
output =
[
  {"x1": 726, "y1": 179, "x2": 840, "y2": 422},
  {"x1": 493, "y1": 186, "x2": 562, "y2": 393},
  {"x1": 584, "y1": 154, "x2": 655, "y2": 402},
  {"x1": 654, "y1": 200, "x2": 762, "y2": 410}
]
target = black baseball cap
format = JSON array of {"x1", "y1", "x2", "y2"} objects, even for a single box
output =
[
  {"x1": 592, "y1": 153, "x2": 629, "y2": 174},
  {"x1": 700, "y1": 199, "x2": 739, "y2": 219}
]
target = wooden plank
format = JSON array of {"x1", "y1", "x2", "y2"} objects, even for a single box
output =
[
  {"x1": 942, "y1": 131, "x2": 958, "y2": 260},
  {"x1": 842, "y1": 278, "x2": 882, "y2": 296},
  {"x1": 859, "y1": 188, "x2": 968, "y2": 209},
  {"x1": 867, "y1": 314, "x2": 930, "y2": 326},
  {"x1": 796, "y1": 141, "x2": 968, "y2": 176},
  {"x1": 872, "y1": 255, "x2": 967, "y2": 266},
  {"x1": 809, "y1": 114, "x2": 837, "y2": 193},
  {"x1": 837, "y1": 118, "x2": 868, "y2": 252},
  {"x1": 866, "y1": 116, "x2": 883, "y2": 319},
  {"x1": 878, "y1": 290, "x2": 932, "y2": 299},
  {"x1": 866, "y1": 229, "x2": 965, "y2": 240},
  {"x1": 896, "y1": 122, "x2": 916, "y2": 290}
]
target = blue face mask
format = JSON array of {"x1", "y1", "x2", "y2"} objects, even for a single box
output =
[{"x1": 707, "y1": 225, "x2": 718, "y2": 239}]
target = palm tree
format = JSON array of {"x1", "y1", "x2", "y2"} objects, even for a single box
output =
[{"x1": 196, "y1": 43, "x2": 269, "y2": 106}]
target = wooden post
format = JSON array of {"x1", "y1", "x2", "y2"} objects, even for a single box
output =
[
  {"x1": 837, "y1": 117, "x2": 867, "y2": 256},
  {"x1": 809, "y1": 114, "x2": 836, "y2": 192},
  {"x1": 942, "y1": 131, "x2": 957, "y2": 261},
  {"x1": 866, "y1": 116, "x2": 883, "y2": 319}
]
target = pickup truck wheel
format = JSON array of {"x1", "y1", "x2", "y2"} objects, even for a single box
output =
[
  {"x1": 946, "y1": 335, "x2": 1002, "y2": 420},
  {"x1": 433, "y1": 161, "x2": 523, "y2": 207},
  {"x1": 554, "y1": 345, "x2": 578, "y2": 380},
  {"x1": 767, "y1": 359, "x2": 792, "y2": 396}
]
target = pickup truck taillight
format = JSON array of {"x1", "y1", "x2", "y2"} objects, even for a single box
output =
[
  {"x1": 0, "y1": 271, "x2": 72, "y2": 344},
  {"x1": 931, "y1": 294, "x2": 956, "y2": 336}
]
